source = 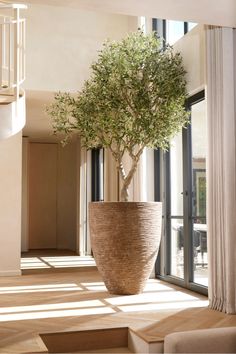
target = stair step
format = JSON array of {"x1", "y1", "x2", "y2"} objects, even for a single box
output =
[
  {"x1": 40, "y1": 326, "x2": 165, "y2": 354},
  {"x1": 40, "y1": 327, "x2": 129, "y2": 353}
]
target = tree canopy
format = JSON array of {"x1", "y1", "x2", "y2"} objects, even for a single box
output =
[{"x1": 47, "y1": 30, "x2": 189, "y2": 201}]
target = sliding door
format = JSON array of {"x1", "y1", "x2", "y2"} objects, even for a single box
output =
[{"x1": 157, "y1": 91, "x2": 207, "y2": 294}]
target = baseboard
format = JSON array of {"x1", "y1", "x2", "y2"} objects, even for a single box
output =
[{"x1": 0, "y1": 270, "x2": 22, "y2": 276}]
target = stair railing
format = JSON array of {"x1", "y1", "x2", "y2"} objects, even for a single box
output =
[{"x1": 0, "y1": 2, "x2": 27, "y2": 103}]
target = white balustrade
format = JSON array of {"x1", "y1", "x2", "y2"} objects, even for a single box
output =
[{"x1": 0, "y1": 1, "x2": 27, "y2": 139}]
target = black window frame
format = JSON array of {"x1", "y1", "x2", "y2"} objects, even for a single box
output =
[
  {"x1": 155, "y1": 90, "x2": 208, "y2": 296},
  {"x1": 91, "y1": 148, "x2": 104, "y2": 202}
]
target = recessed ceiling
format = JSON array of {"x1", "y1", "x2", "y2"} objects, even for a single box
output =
[{"x1": 16, "y1": 0, "x2": 236, "y2": 27}]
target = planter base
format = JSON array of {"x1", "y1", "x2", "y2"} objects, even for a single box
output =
[{"x1": 89, "y1": 202, "x2": 162, "y2": 295}]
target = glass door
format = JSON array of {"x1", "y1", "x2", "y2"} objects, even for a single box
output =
[
  {"x1": 157, "y1": 90, "x2": 207, "y2": 294},
  {"x1": 190, "y1": 97, "x2": 208, "y2": 287},
  {"x1": 168, "y1": 132, "x2": 184, "y2": 279}
]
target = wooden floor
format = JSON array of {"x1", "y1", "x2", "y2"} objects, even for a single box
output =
[
  {"x1": 21, "y1": 250, "x2": 96, "y2": 274},
  {"x1": 0, "y1": 262, "x2": 235, "y2": 353}
]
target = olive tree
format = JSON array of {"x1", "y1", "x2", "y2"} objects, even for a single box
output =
[{"x1": 47, "y1": 31, "x2": 189, "y2": 201}]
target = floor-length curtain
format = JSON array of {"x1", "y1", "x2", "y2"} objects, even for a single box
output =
[{"x1": 206, "y1": 26, "x2": 236, "y2": 313}]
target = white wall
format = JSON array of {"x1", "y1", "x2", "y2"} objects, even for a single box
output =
[
  {"x1": 174, "y1": 24, "x2": 206, "y2": 95},
  {"x1": 0, "y1": 132, "x2": 22, "y2": 276},
  {"x1": 20, "y1": 0, "x2": 236, "y2": 28},
  {"x1": 23, "y1": 4, "x2": 138, "y2": 92}
]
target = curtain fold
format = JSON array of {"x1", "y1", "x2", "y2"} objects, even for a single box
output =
[{"x1": 206, "y1": 26, "x2": 236, "y2": 313}]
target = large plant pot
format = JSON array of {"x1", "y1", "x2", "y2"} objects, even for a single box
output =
[{"x1": 89, "y1": 202, "x2": 162, "y2": 295}]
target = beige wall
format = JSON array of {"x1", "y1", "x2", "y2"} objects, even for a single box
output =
[
  {"x1": 28, "y1": 143, "x2": 58, "y2": 249},
  {"x1": 22, "y1": 5, "x2": 138, "y2": 138},
  {"x1": 174, "y1": 24, "x2": 206, "y2": 95},
  {"x1": 23, "y1": 4, "x2": 137, "y2": 92},
  {"x1": 0, "y1": 132, "x2": 22, "y2": 276},
  {"x1": 21, "y1": 4, "x2": 137, "y2": 253},
  {"x1": 21, "y1": 137, "x2": 29, "y2": 252},
  {"x1": 57, "y1": 140, "x2": 78, "y2": 250}
]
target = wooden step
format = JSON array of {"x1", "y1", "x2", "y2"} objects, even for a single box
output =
[
  {"x1": 40, "y1": 327, "x2": 129, "y2": 353},
  {"x1": 40, "y1": 326, "x2": 164, "y2": 353}
]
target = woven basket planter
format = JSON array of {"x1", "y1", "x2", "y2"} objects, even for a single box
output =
[{"x1": 89, "y1": 202, "x2": 162, "y2": 295}]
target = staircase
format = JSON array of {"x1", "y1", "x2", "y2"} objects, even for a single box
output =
[{"x1": 0, "y1": 1, "x2": 27, "y2": 139}]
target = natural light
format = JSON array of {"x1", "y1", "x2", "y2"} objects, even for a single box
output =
[
  {"x1": 0, "y1": 283, "x2": 82, "y2": 294},
  {"x1": 21, "y1": 256, "x2": 96, "y2": 270},
  {"x1": 0, "y1": 279, "x2": 209, "y2": 322}
]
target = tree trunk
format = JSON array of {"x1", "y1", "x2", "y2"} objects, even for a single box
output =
[
  {"x1": 120, "y1": 185, "x2": 129, "y2": 202},
  {"x1": 119, "y1": 160, "x2": 138, "y2": 202},
  {"x1": 113, "y1": 146, "x2": 144, "y2": 202}
]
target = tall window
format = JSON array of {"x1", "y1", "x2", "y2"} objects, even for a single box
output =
[
  {"x1": 91, "y1": 148, "x2": 104, "y2": 202},
  {"x1": 152, "y1": 19, "x2": 197, "y2": 46},
  {"x1": 156, "y1": 91, "x2": 207, "y2": 295}
]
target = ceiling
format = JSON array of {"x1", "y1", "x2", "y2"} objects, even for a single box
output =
[{"x1": 16, "y1": 0, "x2": 236, "y2": 27}]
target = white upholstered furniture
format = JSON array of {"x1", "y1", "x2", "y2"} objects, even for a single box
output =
[{"x1": 164, "y1": 327, "x2": 236, "y2": 353}]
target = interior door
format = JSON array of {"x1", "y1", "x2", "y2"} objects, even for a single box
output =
[{"x1": 28, "y1": 143, "x2": 57, "y2": 249}]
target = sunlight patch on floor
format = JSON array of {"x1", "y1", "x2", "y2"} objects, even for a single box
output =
[
  {"x1": 0, "y1": 278, "x2": 208, "y2": 322},
  {"x1": 0, "y1": 306, "x2": 115, "y2": 322},
  {"x1": 0, "y1": 299, "x2": 105, "y2": 314},
  {"x1": 21, "y1": 255, "x2": 96, "y2": 270},
  {"x1": 105, "y1": 290, "x2": 203, "y2": 306},
  {"x1": 0, "y1": 283, "x2": 82, "y2": 294},
  {"x1": 117, "y1": 300, "x2": 209, "y2": 312}
]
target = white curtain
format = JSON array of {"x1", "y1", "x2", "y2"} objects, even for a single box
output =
[{"x1": 206, "y1": 26, "x2": 236, "y2": 313}]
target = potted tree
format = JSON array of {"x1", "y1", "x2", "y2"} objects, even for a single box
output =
[{"x1": 47, "y1": 31, "x2": 189, "y2": 295}]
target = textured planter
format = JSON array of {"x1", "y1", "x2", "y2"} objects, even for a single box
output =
[{"x1": 89, "y1": 202, "x2": 162, "y2": 295}]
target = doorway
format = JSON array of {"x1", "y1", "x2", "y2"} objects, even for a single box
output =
[
  {"x1": 28, "y1": 143, "x2": 57, "y2": 249},
  {"x1": 23, "y1": 140, "x2": 78, "y2": 253}
]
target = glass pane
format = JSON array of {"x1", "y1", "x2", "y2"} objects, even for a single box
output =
[
  {"x1": 193, "y1": 218, "x2": 208, "y2": 286},
  {"x1": 191, "y1": 99, "x2": 208, "y2": 286},
  {"x1": 170, "y1": 219, "x2": 184, "y2": 279},
  {"x1": 192, "y1": 100, "x2": 207, "y2": 217},
  {"x1": 166, "y1": 20, "x2": 184, "y2": 45},
  {"x1": 170, "y1": 131, "x2": 183, "y2": 215}
]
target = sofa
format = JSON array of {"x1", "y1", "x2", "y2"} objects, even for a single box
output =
[{"x1": 164, "y1": 327, "x2": 236, "y2": 353}]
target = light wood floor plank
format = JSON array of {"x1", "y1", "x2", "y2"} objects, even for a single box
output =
[{"x1": 0, "y1": 263, "x2": 233, "y2": 353}]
